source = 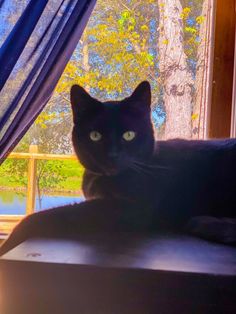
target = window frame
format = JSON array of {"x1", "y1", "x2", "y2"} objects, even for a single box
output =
[
  {"x1": 0, "y1": 0, "x2": 235, "y2": 235},
  {"x1": 209, "y1": 0, "x2": 236, "y2": 138}
]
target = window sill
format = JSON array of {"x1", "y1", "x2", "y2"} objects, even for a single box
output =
[{"x1": 1, "y1": 233, "x2": 236, "y2": 313}]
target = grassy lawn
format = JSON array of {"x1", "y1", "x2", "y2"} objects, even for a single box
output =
[{"x1": 0, "y1": 159, "x2": 84, "y2": 193}]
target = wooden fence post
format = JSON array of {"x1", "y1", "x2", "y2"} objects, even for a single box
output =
[{"x1": 26, "y1": 145, "x2": 38, "y2": 215}]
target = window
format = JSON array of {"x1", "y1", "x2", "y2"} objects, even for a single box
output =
[{"x1": 1, "y1": 0, "x2": 235, "y2": 232}]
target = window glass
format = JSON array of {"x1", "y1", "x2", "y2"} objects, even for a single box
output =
[{"x1": 0, "y1": 0, "x2": 214, "y2": 218}]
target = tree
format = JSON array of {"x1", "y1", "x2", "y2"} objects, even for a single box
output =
[
  {"x1": 53, "y1": 0, "x2": 161, "y2": 145},
  {"x1": 192, "y1": 0, "x2": 212, "y2": 138},
  {"x1": 14, "y1": 0, "x2": 207, "y2": 153},
  {"x1": 56, "y1": 0, "x2": 158, "y2": 99},
  {"x1": 158, "y1": 0, "x2": 194, "y2": 138}
]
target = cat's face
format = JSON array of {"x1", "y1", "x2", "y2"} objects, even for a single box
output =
[{"x1": 70, "y1": 81, "x2": 154, "y2": 175}]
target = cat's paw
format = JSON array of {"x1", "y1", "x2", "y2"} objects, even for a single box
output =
[{"x1": 186, "y1": 216, "x2": 236, "y2": 244}]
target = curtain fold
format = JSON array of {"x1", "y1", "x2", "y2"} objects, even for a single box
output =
[
  {"x1": 0, "y1": 0, "x2": 49, "y2": 92},
  {"x1": 0, "y1": 0, "x2": 96, "y2": 163},
  {"x1": 0, "y1": 0, "x2": 6, "y2": 10}
]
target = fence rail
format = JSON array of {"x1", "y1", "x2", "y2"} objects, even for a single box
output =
[
  {"x1": 0, "y1": 145, "x2": 77, "y2": 234},
  {"x1": 8, "y1": 152, "x2": 77, "y2": 160}
]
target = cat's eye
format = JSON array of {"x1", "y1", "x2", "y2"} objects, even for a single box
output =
[
  {"x1": 123, "y1": 131, "x2": 136, "y2": 141},
  {"x1": 89, "y1": 131, "x2": 102, "y2": 141}
]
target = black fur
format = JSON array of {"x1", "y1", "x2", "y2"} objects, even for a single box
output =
[{"x1": 0, "y1": 81, "x2": 235, "y2": 256}]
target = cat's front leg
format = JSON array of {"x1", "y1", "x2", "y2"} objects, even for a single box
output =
[
  {"x1": 0, "y1": 198, "x2": 151, "y2": 256},
  {"x1": 186, "y1": 216, "x2": 236, "y2": 244},
  {"x1": 0, "y1": 200, "x2": 118, "y2": 256}
]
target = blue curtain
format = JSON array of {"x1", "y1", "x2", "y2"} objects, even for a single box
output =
[{"x1": 0, "y1": 0, "x2": 96, "y2": 163}]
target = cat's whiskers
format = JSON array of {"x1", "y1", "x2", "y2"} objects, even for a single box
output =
[
  {"x1": 128, "y1": 161, "x2": 157, "y2": 178},
  {"x1": 87, "y1": 169, "x2": 104, "y2": 176}
]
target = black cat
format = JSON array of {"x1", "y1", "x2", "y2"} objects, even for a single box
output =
[{"x1": 0, "y1": 81, "x2": 235, "y2": 256}]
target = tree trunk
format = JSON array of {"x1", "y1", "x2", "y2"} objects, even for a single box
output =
[
  {"x1": 158, "y1": 0, "x2": 193, "y2": 138},
  {"x1": 192, "y1": 0, "x2": 213, "y2": 139},
  {"x1": 82, "y1": 31, "x2": 90, "y2": 92}
]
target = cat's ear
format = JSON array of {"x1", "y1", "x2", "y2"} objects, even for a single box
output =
[
  {"x1": 129, "y1": 81, "x2": 151, "y2": 109},
  {"x1": 70, "y1": 85, "x2": 99, "y2": 123}
]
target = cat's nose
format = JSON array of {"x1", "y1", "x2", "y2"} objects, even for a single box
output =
[{"x1": 108, "y1": 151, "x2": 118, "y2": 160}]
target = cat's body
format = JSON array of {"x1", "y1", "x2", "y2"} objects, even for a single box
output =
[
  {"x1": 83, "y1": 139, "x2": 236, "y2": 226},
  {"x1": 0, "y1": 82, "x2": 236, "y2": 256}
]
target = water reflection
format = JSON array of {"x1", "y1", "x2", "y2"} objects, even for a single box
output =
[{"x1": 0, "y1": 190, "x2": 84, "y2": 215}]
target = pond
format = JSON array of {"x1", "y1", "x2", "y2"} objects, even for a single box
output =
[{"x1": 0, "y1": 190, "x2": 84, "y2": 215}]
